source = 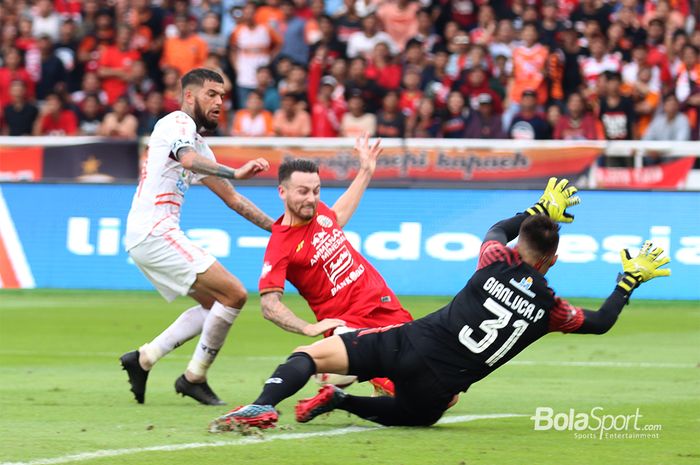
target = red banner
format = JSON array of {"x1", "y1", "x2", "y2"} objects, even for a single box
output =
[
  {"x1": 595, "y1": 157, "x2": 696, "y2": 189},
  {"x1": 0, "y1": 146, "x2": 43, "y2": 181},
  {"x1": 209, "y1": 144, "x2": 602, "y2": 183}
]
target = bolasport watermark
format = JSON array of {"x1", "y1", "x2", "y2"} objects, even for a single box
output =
[{"x1": 530, "y1": 407, "x2": 663, "y2": 440}]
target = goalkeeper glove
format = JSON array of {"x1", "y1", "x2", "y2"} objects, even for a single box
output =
[
  {"x1": 526, "y1": 177, "x2": 581, "y2": 223},
  {"x1": 617, "y1": 240, "x2": 672, "y2": 293}
]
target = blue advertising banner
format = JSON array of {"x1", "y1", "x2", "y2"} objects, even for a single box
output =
[{"x1": 0, "y1": 184, "x2": 698, "y2": 300}]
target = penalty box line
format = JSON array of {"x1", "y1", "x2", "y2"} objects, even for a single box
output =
[{"x1": 0, "y1": 414, "x2": 522, "y2": 465}]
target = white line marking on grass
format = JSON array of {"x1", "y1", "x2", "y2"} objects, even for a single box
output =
[
  {"x1": 0, "y1": 414, "x2": 522, "y2": 465},
  {"x1": 0, "y1": 351, "x2": 695, "y2": 369}
]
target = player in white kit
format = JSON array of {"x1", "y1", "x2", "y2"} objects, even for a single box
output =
[{"x1": 120, "y1": 68, "x2": 273, "y2": 405}]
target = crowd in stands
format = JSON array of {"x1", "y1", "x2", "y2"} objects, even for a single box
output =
[{"x1": 1, "y1": 0, "x2": 699, "y2": 142}]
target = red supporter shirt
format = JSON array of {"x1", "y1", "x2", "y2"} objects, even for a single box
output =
[
  {"x1": 39, "y1": 110, "x2": 78, "y2": 135},
  {"x1": 98, "y1": 46, "x2": 140, "y2": 104},
  {"x1": 259, "y1": 202, "x2": 412, "y2": 328}
]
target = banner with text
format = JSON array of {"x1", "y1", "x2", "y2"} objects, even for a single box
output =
[{"x1": 1, "y1": 184, "x2": 697, "y2": 300}]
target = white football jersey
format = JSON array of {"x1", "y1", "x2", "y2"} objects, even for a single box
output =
[{"x1": 125, "y1": 111, "x2": 216, "y2": 250}]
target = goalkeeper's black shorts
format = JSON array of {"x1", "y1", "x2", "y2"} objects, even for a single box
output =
[{"x1": 339, "y1": 325, "x2": 455, "y2": 419}]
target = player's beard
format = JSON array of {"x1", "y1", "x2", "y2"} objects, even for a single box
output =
[
  {"x1": 194, "y1": 98, "x2": 218, "y2": 131},
  {"x1": 291, "y1": 201, "x2": 316, "y2": 222}
]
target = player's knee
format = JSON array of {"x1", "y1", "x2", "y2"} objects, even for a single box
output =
[{"x1": 220, "y1": 286, "x2": 247, "y2": 308}]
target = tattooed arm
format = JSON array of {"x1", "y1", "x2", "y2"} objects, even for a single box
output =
[
  {"x1": 177, "y1": 147, "x2": 270, "y2": 180},
  {"x1": 260, "y1": 291, "x2": 345, "y2": 336},
  {"x1": 201, "y1": 176, "x2": 274, "y2": 232}
]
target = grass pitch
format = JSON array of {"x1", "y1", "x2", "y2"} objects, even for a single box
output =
[{"x1": 0, "y1": 290, "x2": 698, "y2": 465}]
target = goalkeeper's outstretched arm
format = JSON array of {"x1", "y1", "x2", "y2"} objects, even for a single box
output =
[
  {"x1": 574, "y1": 240, "x2": 671, "y2": 335},
  {"x1": 483, "y1": 213, "x2": 530, "y2": 245}
]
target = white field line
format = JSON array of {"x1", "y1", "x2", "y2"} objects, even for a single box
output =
[
  {"x1": 0, "y1": 413, "x2": 522, "y2": 465},
  {"x1": 0, "y1": 350, "x2": 696, "y2": 369}
]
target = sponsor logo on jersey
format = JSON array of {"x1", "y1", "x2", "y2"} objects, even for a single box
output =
[
  {"x1": 323, "y1": 245, "x2": 354, "y2": 285},
  {"x1": 509, "y1": 276, "x2": 536, "y2": 298},
  {"x1": 260, "y1": 261, "x2": 272, "y2": 278},
  {"x1": 317, "y1": 215, "x2": 333, "y2": 228},
  {"x1": 295, "y1": 240, "x2": 304, "y2": 252}
]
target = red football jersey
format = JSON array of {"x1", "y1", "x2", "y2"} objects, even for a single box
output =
[{"x1": 259, "y1": 202, "x2": 412, "y2": 328}]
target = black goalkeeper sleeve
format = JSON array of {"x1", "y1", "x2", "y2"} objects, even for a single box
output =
[
  {"x1": 574, "y1": 282, "x2": 635, "y2": 335},
  {"x1": 483, "y1": 212, "x2": 530, "y2": 245}
]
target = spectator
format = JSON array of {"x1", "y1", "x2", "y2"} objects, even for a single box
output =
[
  {"x1": 556, "y1": 27, "x2": 586, "y2": 99},
  {"x1": 365, "y1": 42, "x2": 402, "y2": 90},
  {"x1": 278, "y1": 0, "x2": 309, "y2": 65},
  {"x1": 71, "y1": 71, "x2": 108, "y2": 107},
  {"x1": 445, "y1": 30, "x2": 470, "y2": 78},
  {"x1": 599, "y1": 71, "x2": 636, "y2": 141},
  {"x1": 399, "y1": 66, "x2": 423, "y2": 118},
  {"x1": 421, "y1": 46, "x2": 450, "y2": 107},
  {"x1": 508, "y1": 22, "x2": 549, "y2": 120},
  {"x1": 77, "y1": 94, "x2": 104, "y2": 136},
  {"x1": 403, "y1": 39, "x2": 427, "y2": 73},
  {"x1": 376, "y1": 0, "x2": 420, "y2": 52},
  {"x1": 232, "y1": 90, "x2": 274, "y2": 136},
  {"x1": 126, "y1": 59, "x2": 157, "y2": 113},
  {"x1": 346, "y1": 13, "x2": 397, "y2": 59},
  {"x1": 333, "y1": 0, "x2": 363, "y2": 42},
  {"x1": 345, "y1": 57, "x2": 383, "y2": 113},
  {"x1": 310, "y1": 15, "x2": 347, "y2": 60},
  {"x1": 406, "y1": 97, "x2": 441, "y2": 138},
  {"x1": 414, "y1": 9, "x2": 440, "y2": 54},
  {"x1": 441, "y1": 90, "x2": 469, "y2": 138},
  {"x1": 453, "y1": 65, "x2": 503, "y2": 115},
  {"x1": 97, "y1": 25, "x2": 140, "y2": 105},
  {"x1": 137, "y1": 91, "x2": 165, "y2": 136},
  {"x1": 675, "y1": 44, "x2": 700, "y2": 139},
  {"x1": 229, "y1": 3, "x2": 281, "y2": 107},
  {"x1": 279, "y1": 63, "x2": 308, "y2": 97},
  {"x1": 0, "y1": 47, "x2": 35, "y2": 108},
  {"x1": 469, "y1": 4, "x2": 497, "y2": 45},
  {"x1": 35, "y1": 35, "x2": 67, "y2": 101},
  {"x1": 199, "y1": 11, "x2": 227, "y2": 57},
  {"x1": 32, "y1": 0, "x2": 62, "y2": 42},
  {"x1": 255, "y1": 0, "x2": 285, "y2": 30},
  {"x1": 489, "y1": 19, "x2": 515, "y2": 63},
  {"x1": 539, "y1": 0, "x2": 564, "y2": 49},
  {"x1": 643, "y1": 94, "x2": 691, "y2": 141},
  {"x1": 553, "y1": 92, "x2": 604, "y2": 140},
  {"x1": 273, "y1": 93, "x2": 311, "y2": 137},
  {"x1": 97, "y1": 96, "x2": 138, "y2": 138},
  {"x1": 464, "y1": 93, "x2": 505, "y2": 139},
  {"x1": 161, "y1": 14, "x2": 208, "y2": 76},
  {"x1": 76, "y1": 9, "x2": 115, "y2": 77},
  {"x1": 571, "y1": 0, "x2": 612, "y2": 33},
  {"x1": 623, "y1": 44, "x2": 661, "y2": 93},
  {"x1": 340, "y1": 89, "x2": 376, "y2": 137},
  {"x1": 255, "y1": 66, "x2": 280, "y2": 113},
  {"x1": 161, "y1": 66, "x2": 182, "y2": 113},
  {"x1": 2, "y1": 80, "x2": 38, "y2": 136},
  {"x1": 632, "y1": 65, "x2": 661, "y2": 137},
  {"x1": 310, "y1": 76, "x2": 344, "y2": 137},
  {"x1": 375, "y1": 90, "x2": 406, "y2": 138},
  {"x1": 580, "y1": 35, "x2": 622, "y2": 92},
  {"x1": 509, "y1": 90, "x2": 550, "y2": 140},
  {"x1": 33, "y1": 92, "x2": 78, "y2": 136},
  {"x1": 55, "y1": 19, "x2": 80, "y2": 92}
]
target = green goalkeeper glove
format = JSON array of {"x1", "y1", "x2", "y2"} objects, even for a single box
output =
[
  {"x1": 526, "y1": 177, "x2": 581, "y2": 223},
  {"x1": 617, "y1": 241, "x2": 672, "y2": 293}
]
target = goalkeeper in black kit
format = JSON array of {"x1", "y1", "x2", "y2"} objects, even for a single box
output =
[{"x1": 211, "y1": 178, "x2": 671, "y2": 431}]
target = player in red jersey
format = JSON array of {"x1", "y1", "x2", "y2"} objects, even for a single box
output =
[{"x1": 257, "y1": 133, "x2": 413, "y2": 395}]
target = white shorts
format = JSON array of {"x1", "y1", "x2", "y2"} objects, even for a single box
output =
[{"x1": 128, "y1": 230, "x2": 216, "y2": 302}]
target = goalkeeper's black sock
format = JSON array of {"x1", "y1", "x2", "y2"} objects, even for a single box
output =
[
  {"x1": 339, "y1": 395, "x2": 439, "y2": 426},
  {"x1": 253, "y1": 352, "x2": 315, "y2": 407}
]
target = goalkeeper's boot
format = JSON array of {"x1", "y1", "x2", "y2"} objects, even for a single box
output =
[
  {"x1": 295, "y1": 384, "x2": 347, "y2": 423},
  {"x1": 210, "y1": 404, "x2": 279, "y2": 432},
  {"x1": 119, "y1": 350, "x2": 149, "y2": 404},
  {"x1": 369, "y1": 377, "x2": 395, "y2": 397},
  {"x1": 174, "y1": 374, "x2": 226, "y2": 406}
]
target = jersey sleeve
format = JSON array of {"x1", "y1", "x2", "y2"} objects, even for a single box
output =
[
  {"x1": 548, "y1": 296, "x2": 585, "y2": 333},
  {"x1": 258, "y1": 233, "x2": 290, "y2": 294},
  {"x1": 477, "y1": 240, "x2": 515, "y2": 270},
  {"x1": 163, "y1": 112, "x2": 197, "y2": 158},
  {"x1": 318, "y1": 201, "x2": 338, "y2": 222}
]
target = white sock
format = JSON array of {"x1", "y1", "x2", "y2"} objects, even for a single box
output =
[
  {"x1": 140, "y1": 305, "x2": 208, "y2": 366},
  {"x1": 186, "y1": 301, "x2": 241, "y2": 378}
]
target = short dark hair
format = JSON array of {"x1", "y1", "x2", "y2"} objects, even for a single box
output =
[
  {"x1": 181, "y1": 68, "x2": 224, "y2": 89},
  {"x1": 519, "y1": 215, "x2": 560, "y2": 257},
  {"x1": 279, "y1": 159, "x2": 319, "y2": 184}
]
